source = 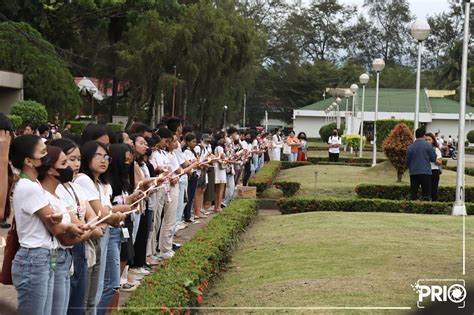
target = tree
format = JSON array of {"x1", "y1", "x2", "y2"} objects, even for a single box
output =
[
  {"x1": 10, "y1": 100, "x2": 48, "y2": 126},
  {"x1": 382, "y1": 123, "x2": 413, "y2": 182},
  {"x1": 0, "y1": 22, "x2": 81, "y2": 119}
]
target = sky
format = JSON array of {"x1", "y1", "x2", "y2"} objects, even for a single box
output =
[{"x1": 341, "y1": 0, "x2": 450, "y2": 19}]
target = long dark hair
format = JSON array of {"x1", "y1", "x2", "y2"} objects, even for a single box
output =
[
  {"x1": 10, "y1": 135, "x2": 42, "y2": 170},
  {"x1": 38, "y1": 145, "x2": 62, "y2": 182},
  {"x1": 49, "y1": 138, "x2": 78, "y2": 156},
  {"x1": 81, "y1": 124, "x2": 108, "y2": 145},
  {"x1": 107, "y1": 144, "x2": 133, "y2": 197},
  {"x1": 212, "y1": 132, "x2": 224, "y2": 151},
  {"x1": 183, "y1": 133, "x2": 197, "y2": 158},
  {"x1": 425, "y1": 133, "x2": 439, "y2": 149},
  {"x1": 80, "y1": 141, "x2": 109, "y2": 184}
]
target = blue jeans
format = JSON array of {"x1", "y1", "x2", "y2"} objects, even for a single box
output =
[
  {"x1": 53, "y1": 248, "x2": 73, "y2": 315},
  {"x1": 289, "y1": 152, "x2": 297, "y2": 162},
  {"x1": 68, "y1": 242, "x2": 88, "y2": 315},
  {"x1": 12, "y1": 247, "x2": 55, "y2": 315},
  {"x1": 174, "y1": 178, "x2": 188, "y2": 232},
  {"x1": 93, "y1": 227, "x2": 110, "y2": 314},
  {"x1": 223, "y1": 173, "x2": 235, "y2": 206},
  {"x1": 97, "y1": 227, "x2": 121, "y2": 314}
]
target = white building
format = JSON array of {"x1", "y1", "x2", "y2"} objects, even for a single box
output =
[{"x1": 293, "y1": 88, "x2": 471, "y2": 140}]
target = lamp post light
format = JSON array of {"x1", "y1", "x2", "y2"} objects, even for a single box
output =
[
  {"x1": 359, "y1": 73, "x2": 370, "y2": 158},
  {"x1": 335, "y1": 97, "x2": 342, "y2": 129},
  {"x1": 332, "y1": 101, "x2": 340, "y2": 128},
  {"x1": 411, "y1": 19, "x2": 431, "y2": 135},
  {"x1": 344, "y1": 89, "x2": 352, "y2": 134},
  {"x1": 372, "y1": 58, "x2": 385, "y2": 166},
  {"x1": 453, "y1": 0, "x2": 471, "y2": 219},
  {"x1": 223, "y1": 105, "x2": 228, "y2": 130},
  {"x1": 469, "y1": 112, "x2": 473, "y2": 130},
  {"x1": 350, "y1": 84, "x2": 359, "y2": 135}
]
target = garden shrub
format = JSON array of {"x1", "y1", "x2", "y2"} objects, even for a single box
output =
[
  {"x1": 10, "y1": 100, "x2": 48, "y2": 125},
  {"x1": 69, "y1": 121, "x2": 89, "y2": 134},
  {"x1": 355, "y1": 184, "x2": 474, "y2": 202},
  {"x1": 445, "y1": 166, "x2": 474, "y2": 176},
  {"x1": 278, "y1": 197, "x2": 474, "y2": 215},
  {"x1": 7, "y1": 115, "x2": 22, "y2": 130},
  {"x1": 341, "y1": 134, "x2": 366, "y2": 150},
  {"x1": 281, "y1": 161, "x2": 311, "y2": 169},
  {"x1": 274, "y1": 181, "x2": 301, "y2": 197},
  {"x1": 107, "y1": 122, "x2": 125, "y2": 132},
  {"x1": 375, "y1": 119, "x2": 414, "y2": 148},
  {"x1": 382, "y1": 123, "x2": 413, "y2": 182},
  {"x1": 120, "y1": 199, "x2": 258, "y2": 313},
  {"x1": 318, "y1": 122, "x2": 345, "y2": 143},
  {"x1": 248, "y1": 161, "x2": 281, "y2": 193},
  {"x1": 307, "y1": 156, "x2": 387, "y2": 165},
  {"x1": 468, "y1": 130, "x2": 474, "y2": 143}
]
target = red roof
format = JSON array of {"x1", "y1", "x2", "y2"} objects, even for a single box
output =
[{"x1": 74, "y1": 77, "x2": 127, "y2": 96}]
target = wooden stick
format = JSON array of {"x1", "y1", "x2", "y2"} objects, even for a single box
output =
[
  {"x1": 89, "y1": 213, "x2": 113, "y2": 227},
  {"x1": 123, "y1": 208, "x2": 139, "y2": 216}
]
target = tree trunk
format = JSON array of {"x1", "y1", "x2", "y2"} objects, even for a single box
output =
[
  {"x1": 397, "y1": 170, "x2": 403, "y2": 182},
  {"x1": 110, "y1": 76, "x2": 118, "y2": 122}
]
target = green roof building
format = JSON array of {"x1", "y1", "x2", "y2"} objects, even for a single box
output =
[{"x1": 293, "y1": 88, "x2": 473, "y2": 141}]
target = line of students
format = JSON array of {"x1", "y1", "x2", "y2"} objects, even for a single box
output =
[{"x1": 4, "y1": 119, "x2": 268, "y2": 314}]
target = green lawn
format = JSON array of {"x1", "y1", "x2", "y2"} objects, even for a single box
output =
[
  {"x1": 307, "y1": 149, "x2": 386, "y2": 159},
  {"x1": 204, "y1": 212, "x2": 473, "y2": 312},
  {"x1": 275, "y1": 163, "x2": 474, "y2": 197}
]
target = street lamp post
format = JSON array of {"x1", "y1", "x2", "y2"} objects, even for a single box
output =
[
  {"x1": 453, "y1": 0, "x2": 471, "y2": 217},
  {"x1": 469, "y1": 112, "x2": 473, "y2": 130},
  {"x1": 350, "y1": 84, "x2": 359, "y2": 135},
  {"x1": 372, "y1": 58, "x2": 385, "y2": 167},
  {"x1": 411, "y1": 19, "x2": 431, "y2": 135},
  {"x1": 359, "y1": 73, "x2": 370, "y2": 158},
  {"x1": 344, "y1": 89, "x2": 352, "y2": 135},
  {"x1": 223, "y1": 105, "x2": 228, "y2": 130},
  {"x1": 335, "y1": 97, "x2": 342, "y2": 129},
  {"x1": 332, "y1": 102, "x2": 339, "y2": 128}
]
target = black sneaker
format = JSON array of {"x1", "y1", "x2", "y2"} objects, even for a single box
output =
[{"x1": 172, "y1": 243, "x2": 182, "y2": 251}]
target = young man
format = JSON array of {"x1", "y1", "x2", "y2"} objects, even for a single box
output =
[
  {"x1": 406, "y1": 128, "x2": 437, "y2": 200},
  {"x1": 328, "y1": 128, "x2": 341, "y2": 162}
]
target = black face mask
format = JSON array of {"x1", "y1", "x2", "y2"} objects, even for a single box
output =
[
  {"x1": 34, "y1": 155, "x2": 52, "y2": 177},
  {"x1": 55, "y1": 166, "x2": 74, "y2": 183},
  {"x1": 333, "y1": 132, "x2": 338, "y2": 136}
]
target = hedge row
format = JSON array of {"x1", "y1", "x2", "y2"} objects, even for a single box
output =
[
  {"x1": 69, "y1": 121, "x2": 124, "y2": 134},
  {"x1": 278, "y1": 197, "x2": 474, "y2": 215},
  {"x1": 281, "y1": 161, "x2": 312, "y2": 169},
  {"x1": 120, "y1": 199, "x2": 258, "y2": 314},
  {"x1": 355, "y1": 184, "x2": 474, "y2": 202},
  {"x1": 248, "y1": 161, "x2": 281, "y2": 193},
  {"x1": 444, "y1": 166, "x2": 474, "y2": 176},
  {"x1": 307, "y1": 156, "x2": 388, "y2": 165},
  {"x1": 274, "y1": 181, "x2": 301, "y2": 197}
]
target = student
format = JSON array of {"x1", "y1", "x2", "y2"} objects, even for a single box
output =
[
  {"x1": 328, "y1": 129, "x2": 342, "y2": 162},
  {"x1": 182, "y1": 133, "x2": 200, "y2": 223},
  {"x1": 50, "y1": 138, "x2": 103, "y2": 315},
  {"x1": 286, "y1": 131, "x2": 300, "y2": 162},
  {"x1": 213, "y1": 133, "x2": 227, "y2": 212},
  {"x1": 271, "y1": 128, "x2": 283, "y2": 161},
  {"x1": 425, "y1": 133, "x2": 443, "y2": 201},
  {"x1": 297, "y1": 132, "x2": 308, "y2": 161},
  {"x1": 74, "y1": 141, "x2": 123, "y2": 313},
  {"x1": 10, "y1": 135, "x2": 84, "y2": 315},
  {"x1": 193, "y1": 134, "x2": 211, "y2": 219}
]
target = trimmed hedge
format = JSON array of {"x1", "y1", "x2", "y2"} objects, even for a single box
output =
[
  {"x1": 274, "y1": 181, "x2": 301, "y2": 197},
  {"x1": 248, "y1": 161, "x2": 281, "y2": 193},
  {"x1": 319, "y1": 122, "x2": 345, "y2": 143},
  {"x1": 281, "y1": 161, "x2": 312, "y2": 169},
  {"x1": 445, "y1": 166, "x2": 474, "y2": 176},
  {"x1": 307, "y1": 156, "x2": 388, "y2": 165},
  {"x1": 7, "y1": 114, "x2": 22, "y2": 130},
  {"x1": 107, "y1": 122, "x2": 124, "y2": 132},
  {"x1": 278, "y1": 197, "x2": 474, "y2": 215},
  {"x1": 69, "y1": 121, "x2": 89, "y2": 134},
  {"x1": 355, "y1": 184, "x2": 474, "y2": 202},
  {"x1": 10, "y1": 100, "x2": 48, "y2": 125},
  {"x1": 120, "y1": 199, "x2": 258, "y2": 313},
  {"x1": 316, "y1": 161, "x2": 372, "y2": 167}
]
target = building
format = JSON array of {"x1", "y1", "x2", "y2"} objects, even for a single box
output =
[
  {"x1": 0, "y1": 70, "x2": 23, "y2": 113},
  {"x1": 293, "y1": 88, "x2": 471, "y2": 140}
]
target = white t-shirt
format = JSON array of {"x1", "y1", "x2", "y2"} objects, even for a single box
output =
[
  {"x1": 272, "y1": 134, "x2": 283, "y2": 148},
  {"x1": 13, "y1": 178, "x2": 58, "y2": 249},
  {"x1": 74, "y1": 174, "x2": 112, "y2": 208},
  {"x1": 45, "y1": 191, "x2": 72, "y2": 249},
  {"x1": 56, "y1": 183, "x2": 88, "y2": 221},
  {"x1": 431, "y1": 147, "x2": 443, "y2": 170},
  {"x1": 167, "y1": 151, "x2": 180, "y2": 174},
  {"x1": 328, "y1": 136, "x2": 342, "y2": 154},
  {"x1": 174, "y1": 143, "x2": 186, "y2": 166}
]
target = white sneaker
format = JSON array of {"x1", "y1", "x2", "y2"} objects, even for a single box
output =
[
  {"x1": 159, "y1": 251, "x2": 175, "y2": 260},
  {"x1": 129, "y1": 267, "x2": 150, "y2": 275},
  {"x1": 177, "y1": 222, "x2": 187, "y2": 231}
]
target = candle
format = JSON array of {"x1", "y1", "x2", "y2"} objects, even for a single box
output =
[
  {"x1": 0, "y1": 236, "x2": 5, "y2": 248},
  {"x1": 89, "y1": 213, "x2": 113, "y2": 227}
]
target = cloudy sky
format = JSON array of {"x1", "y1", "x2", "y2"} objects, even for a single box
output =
[{"x1": 340, "y1": 0, "x2": 450, "y2": 19}]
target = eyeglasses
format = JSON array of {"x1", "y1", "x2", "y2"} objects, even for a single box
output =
[{"x1": 93, "y1": 153, "x2": 112, "y2": 162}]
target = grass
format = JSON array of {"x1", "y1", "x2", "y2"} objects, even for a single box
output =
[
  {"x1": 275, "y1": 162, "x2": 474, "y2": 198},
  {"x1": 204, "y1": 212, "x2": 474, "y2": 312},
  {"x1": 307, "y1": 150, "x2": 386, "y2": 159}
]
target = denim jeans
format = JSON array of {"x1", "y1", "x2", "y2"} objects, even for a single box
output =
[
  {"x1": 183, "y1": 174, "x2": 198, "y2": 221},
  {"x1": 53, "y1": 248, "x2": 73, "y2": 315},
  {"x1": 93, "y1": 227, "x2": 110, "y2": 314},
  {"x1": 97, "y1": 227, "x2": 121, "y2": 314},
  {"x1": 12, "y1": 247, "x2": 55, "y2": 315},
  {"x1": 223, "y1": 173, "x2": 235, "y2": 206},
  {"x1": 84, "y1": 240, "x2": 101, "y2": 314},
  {"x1": 174, "y1": 178, "x2": 188, "y2": 231},
  {"x1": 68, "y1": 242, "x2": 88, "y2": 315},
  {"x1": 289, "y1": 152, "x2": 297, "y2": 162}
]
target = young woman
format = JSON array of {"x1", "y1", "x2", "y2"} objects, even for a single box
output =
[
  {"x1": 182, "y1": 133, "x2": 200, "y2": 223},
  {"x1": 50, "y1": 138, "x2": 103, "y2": 315},
  {"x1": 271, "y1": 128, "x2": 283, "y2": 161},
  {"x1": 213, "y1": 133, "x2": 227, "y2": 212},
  {"x1": 193, "y1": 134, "x2": 211, "y2": 219},
  {"x1": 10, "y1": 135, "x2": 84, "y2": 315},
  {"x1": 74, "y1": 141, "x2": 124, "y2": 313},
  {"x1": 297, "y1": 132, "x2": 308, "y2": 161},
  {"x1": 286, "y1": 131, "x2": 301, "y2": 162},
  {"x1": 425, "y1": 133, "x2": 443, "y2": 201}
]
